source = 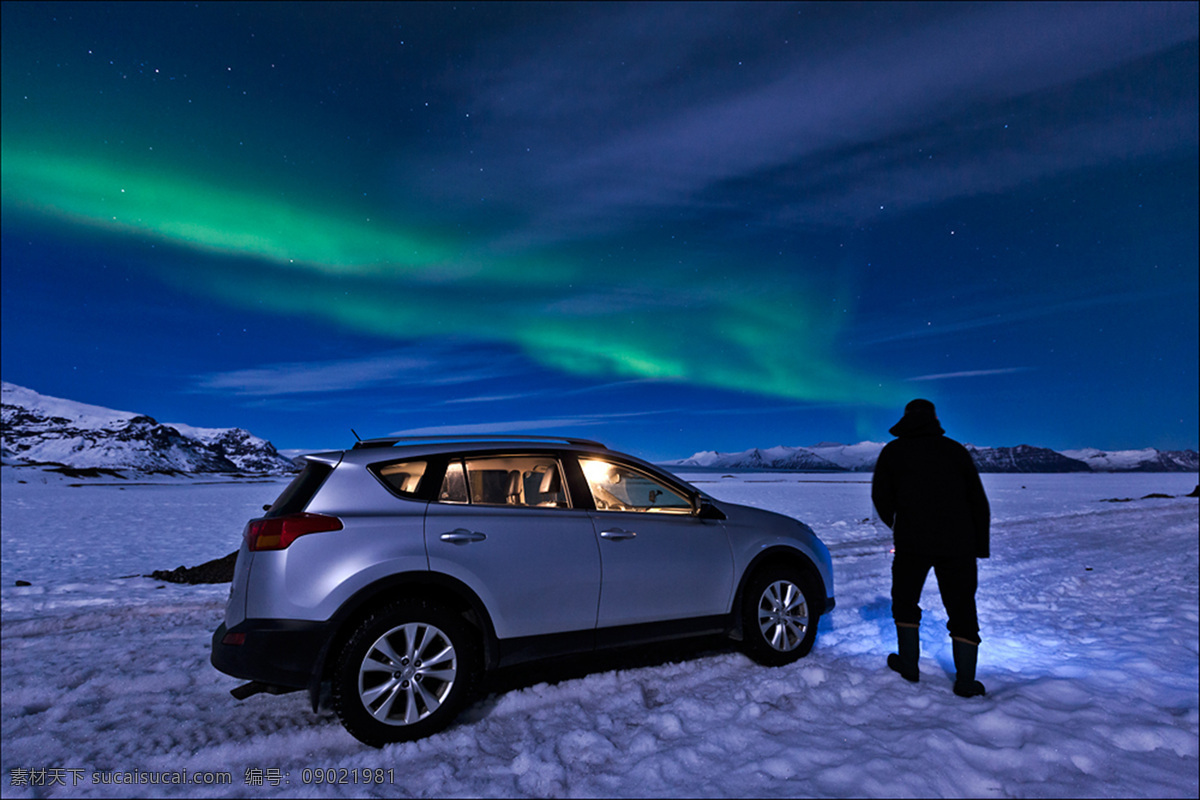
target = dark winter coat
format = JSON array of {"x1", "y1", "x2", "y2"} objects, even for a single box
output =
[{"x1": 871, "y1": 411, "x2": 991, "y2": 559}]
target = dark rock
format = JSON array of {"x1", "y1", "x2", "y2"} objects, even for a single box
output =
[
  {"x1": 45, "y1": 465, "x2": 128, "y2": 479},
  {"x1": 147, "y1": 551, "x2": 238, "y2": 584}
]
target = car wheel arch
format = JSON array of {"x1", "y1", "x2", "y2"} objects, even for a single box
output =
[
  {"x1": 309, "y1": 571, "x2": 499, "y2": 711},
  {"x1": 731, "y1": 547, "x2": 826, "y2": 641},
  {"x1": 331, "y1": 597, "x2": 482, "y2": 746}
]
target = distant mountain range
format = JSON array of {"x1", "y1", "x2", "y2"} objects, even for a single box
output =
[
  {"x1": 665, "y1": 441, "x2": 1199, "y2": 473},
  {"x1": 3, "y1": 382, "x2": 1195, "y2": 477},
  {"x1": 1, "y1": 382, "x2": 296, "y2": 475}
]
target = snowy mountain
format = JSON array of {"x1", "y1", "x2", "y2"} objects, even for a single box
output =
[
  {"x1": 1062, "y1": 447, "x2": 1200, "y2": 473},
  {"x1": 806, "y1": 441, "x2": 890, "y2": 471},
  {"x1": 673, "y1": 445, "x2": 846, "y2": 472},
  {"x1": 0, "y1": 382, "x2": 296, "y2": 475},
  {"x1": 964, "y1": 444, "x2": 1091, "y2": 473},
  {"x1": 666, "y1": 441, "x2": 1199, "y2": 473},
  {"x1": 164, "y1": 422, "x2": 299, "y2": 474}
]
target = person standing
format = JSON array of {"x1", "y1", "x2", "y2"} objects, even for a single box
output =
[{"x1": 871, "y1": 399, "x2": 990, "y2": 697}]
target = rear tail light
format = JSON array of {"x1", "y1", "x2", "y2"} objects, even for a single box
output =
[{"x1": 247, "y1": 512, "x2": 343, "y2": 551}]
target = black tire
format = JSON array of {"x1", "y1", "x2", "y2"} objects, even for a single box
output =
[
  {"x1": 740, "y1": 565, "x2": 819, "y2": 666},
  {"x1": 332, "y1": 599, "x2": 480, "y2": 747}
]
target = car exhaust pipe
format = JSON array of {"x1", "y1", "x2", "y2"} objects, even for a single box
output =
[{"x1": 230, "y1": 681, "x2": 300, "y2": 701}]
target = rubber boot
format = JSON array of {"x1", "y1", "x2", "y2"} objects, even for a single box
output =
[
  {"x1": 887, "y1": 625, "x2": 920, "y2": 682},
  {"x1": 952, "y1": 639, "x2": 986, "y2": 697}
]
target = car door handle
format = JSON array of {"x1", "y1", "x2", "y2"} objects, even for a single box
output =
[
  {"x1": 440, "y1": 529, "x2": 487, "y2": 544},
  {"x1": 599, "y1": 528, "x2": 637, "y2": 540}
]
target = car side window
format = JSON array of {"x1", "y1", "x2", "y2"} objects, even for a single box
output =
[
  {"x1": 439, "y1": 455, "x2": 569, "y2": 508},
  {"x1": 374, "y1": 460, "x2": 428, "y2": 497},
  {"x1": 439, "y1": 460, "x2": 469, "y2": 503},
  {"x1": 367, "y1": 459, "x2": 430, "y2": 499},
  {"x1": 580, "y1": 458, "x2": 693, "y2": 513}
]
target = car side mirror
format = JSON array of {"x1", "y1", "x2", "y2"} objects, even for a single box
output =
[{"x1": 697, "y1": 499, "x2": 726, "y2": 520}]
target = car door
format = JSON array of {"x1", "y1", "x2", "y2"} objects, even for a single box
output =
[
  {"x1": 424, "y1": 454, "x2": 602, "y2": 639},
  {"x1": 578, "y1": 456, "x2": 734, "y2": 628}
]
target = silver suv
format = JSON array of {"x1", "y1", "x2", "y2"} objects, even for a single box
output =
[{"x1": 212, "y1": 435, "x2": 835, "y2": 746}]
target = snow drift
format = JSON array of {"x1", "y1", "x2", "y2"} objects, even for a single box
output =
[{"x1": 1, "y1": 471, "x2": 1196, "y2": 798}]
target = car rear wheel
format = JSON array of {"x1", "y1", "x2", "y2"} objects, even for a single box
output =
[
  {"x1": 741, "y1": 565, "x2": 818, "y2": 666},
  {"x1": 332, "y1": 600, "x2": 479, "y2": 747}
]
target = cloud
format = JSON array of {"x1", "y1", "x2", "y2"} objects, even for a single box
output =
[
  {"x1": 193, "y1": 345, "x2": 533, "y2": 397},
  {"x1": 392, "y1": 419, "x2": 592, "y2": 435},
  {"x1": 760, "y1": 99, "x2": 1198, "y2": 228},
  {"x1": 391, "y1": 410, "x2": 669, "y2": 437},
  {"x1": 853, "y1": 287, "x2": 1181, "y2": 348},
  {"x1": 448, "y1": 2, "x2": 1198, "y2": 240},
  {"x1": 907, "y1": 367, "x2": 1032, "y2": 382},
  {"x1": 444, "y1": 393, "x2": 540, "y2": 405}
]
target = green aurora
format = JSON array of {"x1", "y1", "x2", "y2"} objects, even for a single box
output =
[{"x1": 2, "y1": 142, "x2": 896, "y2": 404}]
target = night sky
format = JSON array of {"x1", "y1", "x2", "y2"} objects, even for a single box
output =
[{"x1": 3, "y1": 1, "x2": 1197, "y2": 461}]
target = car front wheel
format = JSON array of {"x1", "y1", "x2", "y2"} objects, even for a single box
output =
[
  {"x1": 740, "y1": 565, "x2": 818, "y2": 666},
  {"x1": 332, "y1": 600, "x2": 479, "y2": 747}
]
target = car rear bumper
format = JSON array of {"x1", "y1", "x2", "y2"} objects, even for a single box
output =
[{"x1": 211, "y1": 619, "x2": 331, "y2": 689}]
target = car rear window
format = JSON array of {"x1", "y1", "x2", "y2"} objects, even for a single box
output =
[
  {"x1": 264, "y1": 461, "x2": 333, "y2": 517},
  {"x1": 373, "y1": 460, "x2": 429, "y2": 497}
]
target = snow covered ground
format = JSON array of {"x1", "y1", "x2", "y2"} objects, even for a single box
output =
[{"x1": 2, "y1": 470, "x2": 1196, "y2": 798}]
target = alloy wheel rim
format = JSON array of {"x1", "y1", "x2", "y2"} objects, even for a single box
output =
[
  {"x1": 757, "y1": 580, "x2": 809, "y2": 652},
  {"x1": 358, "y1": 622, "x2": 458, "y2": 726}
]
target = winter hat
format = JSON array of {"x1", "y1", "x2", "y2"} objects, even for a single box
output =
[
  {"x1": 904, "y1": 398, "x2": 937, "y2": 418},
  {"x1": 889, "y1": 398, "x2": 943, "y2": 437}
]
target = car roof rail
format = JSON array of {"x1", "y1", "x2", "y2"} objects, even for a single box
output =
[{"x1": 351, "y1": 434, "x2": 608, "y2": 450}]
